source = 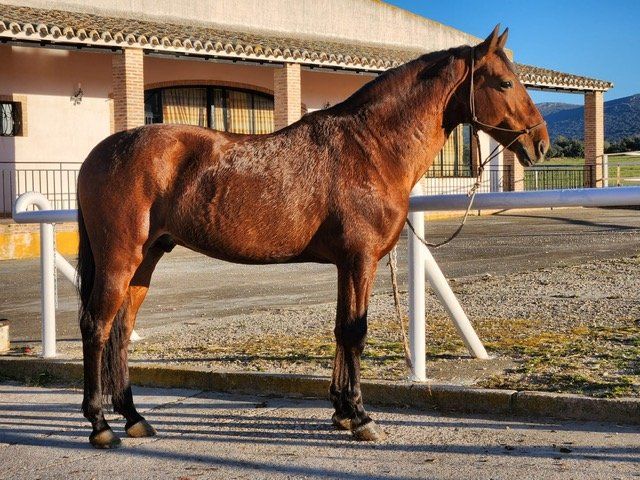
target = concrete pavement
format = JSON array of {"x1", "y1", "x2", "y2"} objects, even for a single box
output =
[{"x1": 0, "y1": 382, "x2": 638, "y2": 479}]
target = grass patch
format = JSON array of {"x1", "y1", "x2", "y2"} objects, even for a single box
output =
[
  {"x1": 480, "y1": 322, "x2": 640, "y2": 397},
  {"x1": 131, "y1": 314, "x2": 639, "y2": 397}
]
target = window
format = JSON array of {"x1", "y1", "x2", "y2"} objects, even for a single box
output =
[
  {"x1": 0, "y1": 101, "x2": 22, "y2": 137},
  {"x1": 144, "y1": 86, "x2": 274, "y2": 134},
  {"x1": 427, "y1": 124, "x2": 472, "y2": 177}
]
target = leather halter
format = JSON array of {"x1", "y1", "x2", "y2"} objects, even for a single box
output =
[
  {"x1": 468, "y1": 47, "x2": 546, "y2": 141},
  {"x1": 405, "y1": 47, "x2": 548, "y2": 250}
]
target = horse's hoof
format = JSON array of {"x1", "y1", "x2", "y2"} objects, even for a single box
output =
[
  {"x1": 331, "y1": 413, "x2": 352, "y2": 431},
  {"x1": 352, "y1": 421, "x2": 387, "y2": 442},
  {"x1": 126, "y1": 419, "x2": 157, "y2": 438},
  {"x1": 89, "y1": 428, "x2": 121, "y2": 449}
]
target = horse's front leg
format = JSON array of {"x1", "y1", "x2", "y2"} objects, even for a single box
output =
[{"x1": 330, "y1": 255, "x2": 387, "y2": 441}]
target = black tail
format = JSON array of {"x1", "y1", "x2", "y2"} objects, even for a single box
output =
[{"x1": 77, "y1": 206, "x2": 128, "y2": 403}]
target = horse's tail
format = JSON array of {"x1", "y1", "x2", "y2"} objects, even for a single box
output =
[{"x1": 77, "y1": 205, "x2": 128, "y2": 402}]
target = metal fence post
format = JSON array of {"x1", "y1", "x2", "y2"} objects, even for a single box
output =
[
  {"x1": 422, "y1": 247, "x2": 489, "y2": 360},
  {"x1": 407, "y1": 189, "x2": 427, "y2": 381},
  {"x1": 40, "y1": 221, "x2": 56, "y2": 358}
]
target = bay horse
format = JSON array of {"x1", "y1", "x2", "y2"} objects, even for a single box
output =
[{"x1": 76, "y1": 26, "x2": 548, "y2": 448}]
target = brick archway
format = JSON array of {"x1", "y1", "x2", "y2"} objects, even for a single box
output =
[{"x1": 144, "y1": 79, "x2": 275, "y2": 98}]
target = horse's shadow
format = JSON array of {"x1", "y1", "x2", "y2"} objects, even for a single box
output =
[{"x1": 1, "y1": 387, "x2": 638, "y2": 480}]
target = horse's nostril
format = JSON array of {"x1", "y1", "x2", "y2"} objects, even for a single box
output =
[{"x1": 538, "y1": 140, "x2": 547, "y2": 157}]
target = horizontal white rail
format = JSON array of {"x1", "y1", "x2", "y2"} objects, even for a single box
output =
[
  {"x1": 409, "y1": 186, "x2": 640, "y2": 212},
  {"x1": 13, "y1": 208, "x2": 77, "y2": 224},
  {"x1": 407, "y1": 185, "x2": 640, "y2": 382}
]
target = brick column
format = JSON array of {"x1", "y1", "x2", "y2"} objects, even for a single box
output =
[
  {"x1": 502, "y1": 149, "x2": 524, "y2": 191},
  {"x1": 112, "y1": 48, "x2": 144, "y2": 132},
  {"x1": 584, "y1": 91, "x2": 604, "y2": 187},
  {"x1": 274, "y1": 63, "x2": 301, "y2": 130}
]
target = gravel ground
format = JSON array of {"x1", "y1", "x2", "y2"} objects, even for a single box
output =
[{"x1": 48, "y1": 253, "x2": 640, "y2": 397}]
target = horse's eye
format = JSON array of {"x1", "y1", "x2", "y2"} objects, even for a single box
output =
[{"x1": 500, "y1": 80, "x2": 513, "y2": 90}]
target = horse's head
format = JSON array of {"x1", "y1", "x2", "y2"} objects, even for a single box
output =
[{"x1": 470, "y1": 26, "x2": 549, "y2": 166}]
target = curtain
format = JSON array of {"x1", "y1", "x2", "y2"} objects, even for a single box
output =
[
  {"x1": 153, "y1": 87, "x2": 275, "y2": 135},
  {"x1": 253, "y1": 95, "x2": 275, "y2": 134},
  {"x1": 227, "y1": 90, "x2": 252, "y2": 134},
  {"x1": 210, "y1": 89, "x2": 226, "y2": 132},
  {"x1": 162, "y1": 88, "x2": 207, "y2": 127}
]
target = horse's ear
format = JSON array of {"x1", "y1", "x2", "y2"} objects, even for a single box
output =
[
  {"x1": 474, "y1": 24, "x2": 501, "y2": 61},
  {"x1": 497, "y1": 28, "x2": 509, "y2": 50}
]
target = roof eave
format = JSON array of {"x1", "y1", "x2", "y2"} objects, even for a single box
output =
[{"x1": 0, "y1": 20, "x2": 614, "y2": 91}]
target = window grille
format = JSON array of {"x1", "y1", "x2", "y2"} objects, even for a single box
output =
[
  {"x1": 427, "y1": 124, "x2": 472, "y2": 178},
  {"x1": 0, "y1": 101, "x2": 22, "y2": 137}
]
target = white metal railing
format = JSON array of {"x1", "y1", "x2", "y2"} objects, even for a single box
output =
[
  {"x1": 12, "y1": 187, "x2": 640, "y2": 378},
  {"x1": 12, "y1": 192, "x2": 139, "y2": 358},
  {"x1": 406, "y1": 185, "x2": 640, "y2": 381}
]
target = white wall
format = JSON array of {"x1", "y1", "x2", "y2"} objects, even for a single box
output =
[
  {"x1": 9, "y1": 0, "x2": 481, "y2": 52},
  {"x1": 0, "y1": 45, "x2": 112, "y2": 165}
]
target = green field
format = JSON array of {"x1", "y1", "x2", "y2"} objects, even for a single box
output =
[{"x1": 528, "y1": 154, "x2": 640, "y2": 188}]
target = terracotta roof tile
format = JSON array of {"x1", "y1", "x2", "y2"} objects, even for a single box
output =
[
  {"x1": 516, "y1": 63, "x2": 613, "y2": 92},
  {"x1": 0, "y1": 4, "x2": 613, "y2": 91}
]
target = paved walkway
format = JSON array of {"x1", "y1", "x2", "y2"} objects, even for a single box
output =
[{"x1": 0, "y1": 383, "x2": 638, "y2": 479}]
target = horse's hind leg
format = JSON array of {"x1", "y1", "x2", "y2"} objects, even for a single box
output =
[
  {"x1": 80, "y1": 251, "x2": 142, "y2": 449},
  {"x1": 111, "y1": 243, "x2": 168, "y2": 438},
  {"x1": 330, "y1": 255, "x2": 386, "y2": 441}
]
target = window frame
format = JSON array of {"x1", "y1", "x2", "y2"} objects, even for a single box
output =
[
  {"x1": 0, "y1": 100, "x2": 23, "y2": 137},
  {"x1": 144, "y1": 85, "x2": 274, "y2": 135}
]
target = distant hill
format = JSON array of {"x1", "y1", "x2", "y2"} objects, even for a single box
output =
[
  {"x1": 537, "y1": 93, "x2": 640, "y2": 141},
  {"x1": 536, "y1": 102, "x2": 580, "y2": 117}
]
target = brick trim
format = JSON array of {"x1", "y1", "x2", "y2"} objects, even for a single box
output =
[
  {"x1": 108, "y1": 93, "x2": 115, "y2": 135},
  {"x1": 0, "y1": 93, "x2": 28, "y2": 137},
  {"x1": 274, "y1": 63, "x2": 302, "y2": 130},
  {"x1": 145, "y1": 79, "x2": 274, "y2": 98},
  {"x1": 584, "y1": 91, "x2": 604, "y2": 187}
]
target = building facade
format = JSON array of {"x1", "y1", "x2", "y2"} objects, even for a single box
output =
[{"x1": 0, "y1": 0, "x2": 613, "y2": 215}]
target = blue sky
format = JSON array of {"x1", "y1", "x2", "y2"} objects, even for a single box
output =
[{"x1": 386, "y1": 0, "x2": 639, "y2": 104}]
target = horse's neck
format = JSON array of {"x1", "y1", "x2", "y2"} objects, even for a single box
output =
[{"x1": 352, "y1": 54, "x2": 468, "y2": 190}]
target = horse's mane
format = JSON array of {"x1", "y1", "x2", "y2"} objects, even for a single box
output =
[{"x1": 326, "y1": 45, "x2": 471, "y2": 115}]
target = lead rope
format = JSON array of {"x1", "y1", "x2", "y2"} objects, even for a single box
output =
[
  {"x1": 388, "y1": 46, "x2": 546, "y2": 371},
  {"x1": 387, "y1": 246, "x2": 412, "y2": 369}
]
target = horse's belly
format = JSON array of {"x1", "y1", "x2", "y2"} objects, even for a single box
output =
[
  {"x1": 169, "y1": 163, "x2": 329, "y2": 264},
  {"x1": 171, "y1": 202, "x2": 323, "y2": 265}
]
